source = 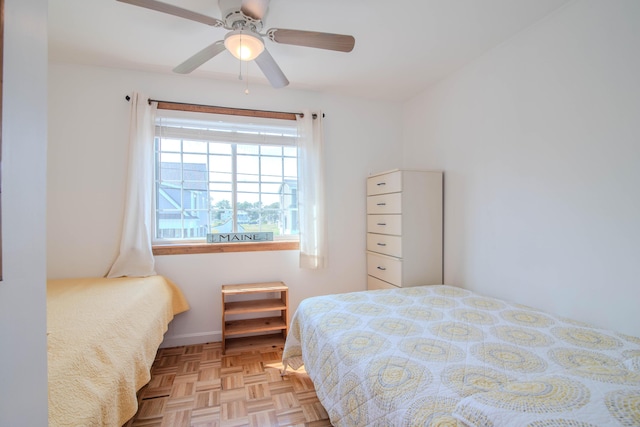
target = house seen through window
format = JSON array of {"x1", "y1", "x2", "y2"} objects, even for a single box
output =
[{"x1": 154, "y1": 110, "x2": 299, "y2": 243}]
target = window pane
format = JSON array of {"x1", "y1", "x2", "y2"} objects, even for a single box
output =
[
  {"x1": 237, "y1": 183, "x2": 259, "y2": 193},
  {"x1": 209, "y1": 142, "x2": 231, "y2": 154},
  {"x1": 237, "y1": 173, "x2": 258, "y2": 183},
  {"x1": 160, "y1": 138, "x2": 181, "y2": 152},
  {"x1": 210, "y1": 190, "x2": 233, "y2": 231},
  {"x1": 210, "y1": 217, "x2": 234, "y2": 233},
  {"x1": 210, "y1": 191, "x2": 232, "y2": 209},
  {"x1": 183, "y1": 153, "x2": 207, "y2": 165},
  {"x1": 261, "y1": 183, "x2": 282, "y2": 194},
  {"x1": 261, "y1": 157, "x2": 282, "y2": 176},
  {"x1": 185, "y1": 190, "x2": 207, "y2": 209},
  {"x1": 209, "y1": 155, "x2": 232, "y2": 173},
  {"x1": 183, "y1": 140, "x2": 207, "y2": 153},
  {"x1": 159, "y1": 161, "x2": 182, "y2": 182},
  {"x1": 284, "y1": 158, "x2": 297, "y2": 178},
  {"x1": 237, "y1": 144, "x2": 259, "y2": 155},
  {"x1": 261, "y1": 146, "x2": 282, "y2": 156},
  {"x1": 237, "y1": 155, "x2": 259, "y2": 174},
  {"x1": 209, "y1": 182, "x2": 232, "y2": 192},
  {"x1": 237, "y1": 192, "x2": 259, "y2": 204},
  {"x1": 261, "y1": 175, "x2": 281, "y2": 183},
  {"x1": 160, "y1": 152, "x2": 181, "y2": 164},
  {"x1": 261, "y1": 194, "x2": 280, "y2": 205}
]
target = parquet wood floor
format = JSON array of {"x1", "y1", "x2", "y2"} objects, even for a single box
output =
[{"x1": 123, "y1": 341, "x2": 332, "y2": 427}]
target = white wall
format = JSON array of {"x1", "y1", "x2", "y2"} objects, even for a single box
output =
[
  {"x1": 47, "y1": 63, "x2": 403, "y2": 346},
  {"x1": 0, "y1": 0, "x2": 49, "y2": 425},
  {"x1": 403, "y1": 0, "x2": 640, "y2": 336}
]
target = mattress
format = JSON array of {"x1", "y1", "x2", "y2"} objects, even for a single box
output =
[
  {"x1": 282, "y1": 285, "x2": 640, "y2": 426},
  {"x1": 47, "y1": 275, "x2": 189, "y2": 427}
]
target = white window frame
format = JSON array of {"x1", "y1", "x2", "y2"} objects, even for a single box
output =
[{"x1": 152, "y1": 109, "x2": 299, "y2": 245}]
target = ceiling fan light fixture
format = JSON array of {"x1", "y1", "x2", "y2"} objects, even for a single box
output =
[{"x1": 224, "y1": 30, "x2": 264, "y2": 61}]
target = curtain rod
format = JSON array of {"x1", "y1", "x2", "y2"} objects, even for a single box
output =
[{"x1": 124, "y1": 95, "x2": 323, "y2": 119}]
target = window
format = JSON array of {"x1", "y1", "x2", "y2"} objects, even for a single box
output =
[{"x1": 153, "y1": 110, "x2": 299, "y2": 243}]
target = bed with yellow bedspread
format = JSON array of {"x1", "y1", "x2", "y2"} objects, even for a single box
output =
[
  {"x1": 282, "y1": 285, "x2": 640, "y2": 427},
  {"x1": 47, "y1": 275, "x2": 189, "y2": 427}
]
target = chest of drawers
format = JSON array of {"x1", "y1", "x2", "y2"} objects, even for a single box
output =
[{"x1": 366, "y1": 170, "x2": 443, "y2": 290}]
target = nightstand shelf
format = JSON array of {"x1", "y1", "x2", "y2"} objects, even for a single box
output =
[
  {"x1": 221, "y1": 282, "x2": 289, "y2": 354},
  {"x1": 224, "y1": 298, "x2": 287, "y2": 315}
]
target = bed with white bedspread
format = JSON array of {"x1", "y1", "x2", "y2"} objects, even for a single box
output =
[{"x1": 282, "y1": 285, "x2": 640, "y2": 426}]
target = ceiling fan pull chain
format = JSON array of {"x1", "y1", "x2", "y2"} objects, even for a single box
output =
[
  {"x1": 245, "y1": 60, "x2": 250, "y2": 95},
  {"x1": 238, "y1": 34, "x2": 243, "y2": 81}
]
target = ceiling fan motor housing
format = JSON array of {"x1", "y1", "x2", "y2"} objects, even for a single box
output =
[{"x1": 219, "y1": 0, "x2": 264, "y2": 31}]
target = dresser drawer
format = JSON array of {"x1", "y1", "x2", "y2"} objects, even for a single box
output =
[
  {"x1": 367, "y1": 275, "x2": 399, "y2": 290},
  {"x1": 367, "y1": 214, "x2": 401, "y2": 235},
  {"x1": 367, "y1": 252, "x2": 402, "y2": 286},
  {"x1": 367, "y1": 193, "x2": 402, "y2": 214},
  {"x1": 367, "y1": 233, "x2": 402, "y2": 257},
  {"x1": 367, "y1": 171, "x2": 402, "y2": 196}
]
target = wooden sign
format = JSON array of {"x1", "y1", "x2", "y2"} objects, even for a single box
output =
[{"x1": 207, "y1": 232, "x2": 274, "y2": 243}]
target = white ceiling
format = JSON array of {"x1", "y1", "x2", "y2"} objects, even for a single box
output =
[{"x1": 48, "y1": 0, "x2": 572, "y2": 101}]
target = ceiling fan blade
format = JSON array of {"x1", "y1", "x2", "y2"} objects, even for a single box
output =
[
  {"x1": 267, "y1": 28, "x2": 355, "y2": 52},
  {"x1": 240, "y1": 0, "x2": 270, "y2": 21},
  {"x1": 173, "y1": 40, "x2": 227, "y2": 74},
  {"x1": 117, "y1": 0, "x2": 224, "y2": 27},
  {"x1": 254, "y1": 49, "x2": 289, "y2": 88}
]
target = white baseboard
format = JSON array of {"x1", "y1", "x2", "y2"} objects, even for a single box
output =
[{"x1": 160, "y1": 331, "x2": 222, "y2": 348}]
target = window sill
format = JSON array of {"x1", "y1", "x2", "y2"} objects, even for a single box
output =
[{"x1": 152, "y1": 241, "x2": 300, "y2": 256}]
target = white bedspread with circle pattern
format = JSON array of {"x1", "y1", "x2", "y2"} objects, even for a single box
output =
[{"x1": 282, "y1": 285, "x2": 640, "y2": 427}]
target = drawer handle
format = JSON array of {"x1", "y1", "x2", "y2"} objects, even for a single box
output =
[
  {"x1": 377, "y1": 266, "x2": 387, "y2": 271},
  {"x1": 377, "y1": 243, "x2": 387, "y2": 246},
  {"x1": 377, "y1": 223, "x2": 387, "y2": 226},
  {"x1": 377, "y1": 202, "x2": 386, "y2": 206},
  {"x1": 376, "y1": 182, "x2": 386, "y2": 186}
]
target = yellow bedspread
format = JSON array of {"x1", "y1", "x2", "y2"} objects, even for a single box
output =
[
  {"x1": 47, "y1": 275, "x2": 189, "y2": 427},
  {"x1": 283, "y1": 285, "x2": 640, "y2": 426}
]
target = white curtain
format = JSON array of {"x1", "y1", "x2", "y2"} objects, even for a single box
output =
[
  {"x1": 296, "y1": 110, "x2": 327, "y2": 269},
  {"x1": 107, "y1": 92, "x2": 158, "y2": 278}
]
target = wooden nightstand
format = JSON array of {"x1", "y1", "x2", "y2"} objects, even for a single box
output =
[{"x1": 221, "y1": 282, "x2": 289, "y2": 354}]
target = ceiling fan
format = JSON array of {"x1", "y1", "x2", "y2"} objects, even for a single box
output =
[{"x1": 117, "y1": 0, "x2": 356, "y2": 88}]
